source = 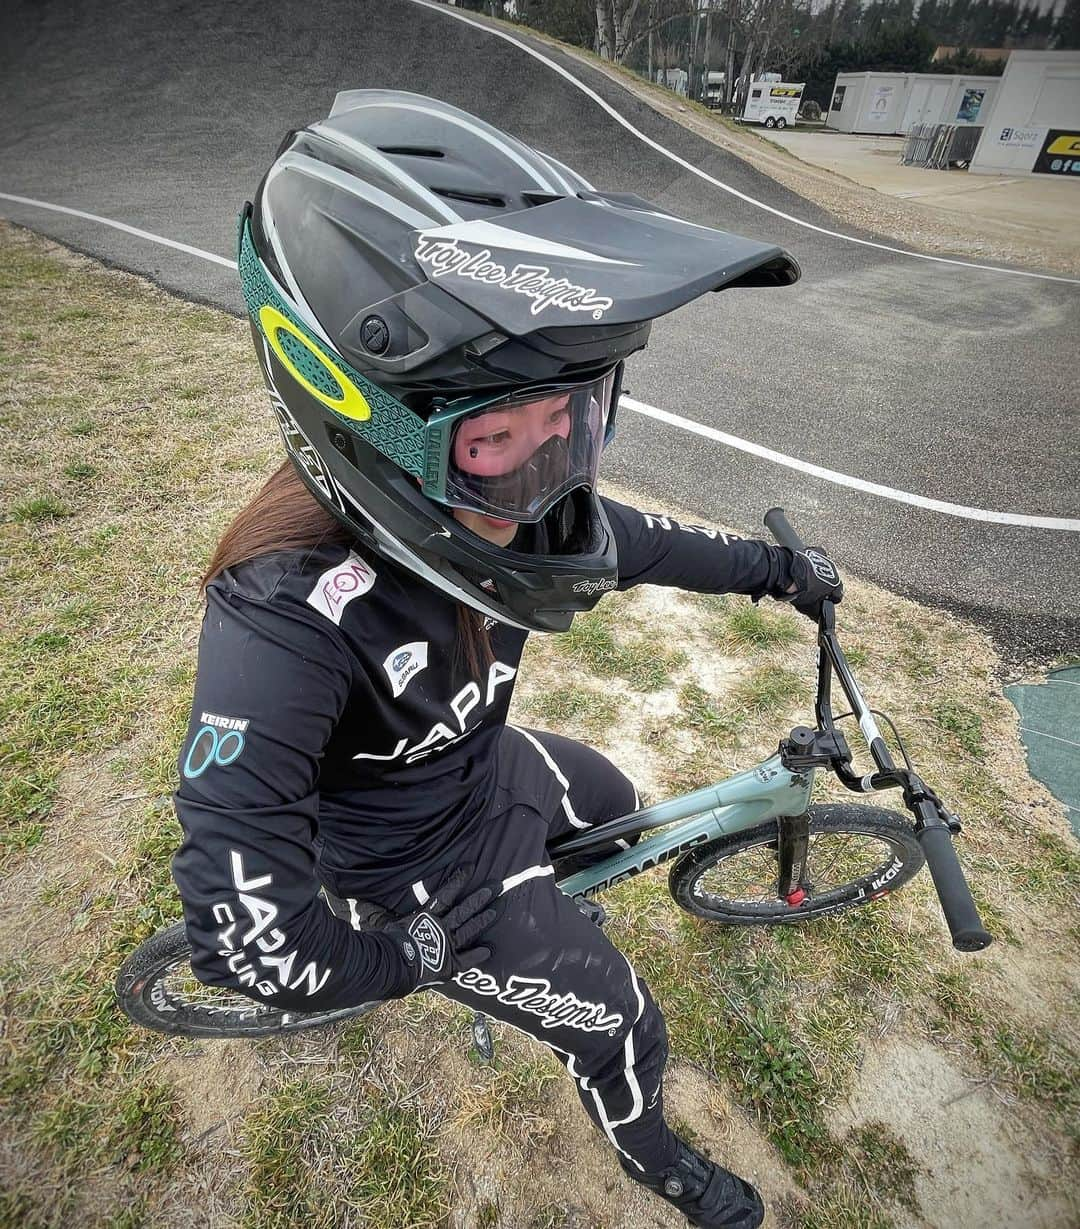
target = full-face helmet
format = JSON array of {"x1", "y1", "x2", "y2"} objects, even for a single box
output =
[{"x1": 239, "y1": 90, "x2": 799, "y2": 631}]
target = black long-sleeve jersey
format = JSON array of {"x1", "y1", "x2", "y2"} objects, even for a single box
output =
[{"x1": 171, "y1": 498, "x2": 788, "y2": 1011}]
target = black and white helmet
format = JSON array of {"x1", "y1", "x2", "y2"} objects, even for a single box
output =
[{"x1": 239, "y1": 90, "x2": 799, "y2": 632}]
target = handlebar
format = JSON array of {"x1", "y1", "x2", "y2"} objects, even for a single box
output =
[{"x1": 764, "y1": 507, "x2": 992, "y2": 952}]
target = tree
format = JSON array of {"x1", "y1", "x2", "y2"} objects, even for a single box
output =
[{"x1": 594, "y1": 0, "x2": 647, "y2": 60}]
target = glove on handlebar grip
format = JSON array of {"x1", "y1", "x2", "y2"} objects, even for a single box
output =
[
  {"x1": 764, "y1": 507, "x2": 806, "y2": 553},
  {"x1": 917, "y1": 825, "x2": 992, "y2": 951}
]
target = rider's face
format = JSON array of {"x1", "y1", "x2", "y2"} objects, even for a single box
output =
[
  {"x1": 448, "y1": 393, "x2": 574, "y2": 546},
  {"x1": 451, "y1": 393, "x2": 573, "y2": 479}
]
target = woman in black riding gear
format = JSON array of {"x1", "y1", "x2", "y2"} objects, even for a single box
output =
[{"x1": 171, "y1": 92, "x2": 840, "y2": 1229}]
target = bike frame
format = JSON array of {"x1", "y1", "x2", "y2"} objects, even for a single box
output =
[{"x1": 549, "y1": 756, "x2": 815, "y2": 900}]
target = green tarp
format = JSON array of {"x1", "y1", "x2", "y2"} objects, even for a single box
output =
[{"x1": 1005, "y1": 666, "x2": 1080, "y2": 840}]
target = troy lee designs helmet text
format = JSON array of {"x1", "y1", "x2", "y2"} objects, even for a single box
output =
[{"x1": 414, "y1": 236, "x2": 614, "y2": 319}]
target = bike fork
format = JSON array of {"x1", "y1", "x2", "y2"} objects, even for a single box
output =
[{"x1": 776, "y1": 812, "x2": 811, "y2": 906}]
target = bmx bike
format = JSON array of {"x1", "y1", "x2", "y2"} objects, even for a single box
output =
[{"x1": 115, "y1": 508, "x2": 991, "y2": 1041}]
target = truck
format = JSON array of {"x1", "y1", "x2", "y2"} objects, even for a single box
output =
[{"x1": 741, "y1": 80, "x2": 805, "y2": 129}]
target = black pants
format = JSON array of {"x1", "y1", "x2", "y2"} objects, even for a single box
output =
[{"x1": 331, "y1": 725, "x2": 679, "y2": 1176}]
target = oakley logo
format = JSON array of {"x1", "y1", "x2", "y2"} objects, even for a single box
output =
[
  {"x1": 383, "y1": 641, "x2": 429, "y2": 698},
  {"x1": 307, "y1": 552, "x2": 377, "y2": 625},
  {"x1": 183, "y1": 724, "x2": 246, "y2": 779},
  {"x1": 414, "y1": 237, "x2": 614, "y2": 320}
]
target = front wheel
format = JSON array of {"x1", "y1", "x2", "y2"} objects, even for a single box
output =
[
  {"x1": 775, "y1": 117, "x2": 788, "y2": 129},
  {"x1": 115, "y1": 921, "x2": 381, "y2": 1038},
  {"x1": 764, "y1": 116, "x2": 777, "y2": 129},
  {"x1": 669, "y1": 803, "x2": 924, "y2": 925}
]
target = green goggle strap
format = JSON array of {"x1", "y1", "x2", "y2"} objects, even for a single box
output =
[{"x1": 238, "y1": 211, "x2": 441, "y2": 485}]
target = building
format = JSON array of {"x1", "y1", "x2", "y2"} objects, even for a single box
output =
[
  {"x1": 969, "y1": 51, "x2": 1080, "y2": 175},
  {"x1": 827, "y1": 71, "x2": 1001, "y2": 135}
]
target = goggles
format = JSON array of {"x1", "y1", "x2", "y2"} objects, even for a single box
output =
[{"x1": 425, "y1": 369, "x2": 618, "y2": 523}]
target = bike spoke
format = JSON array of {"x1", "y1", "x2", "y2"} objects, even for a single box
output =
[{"x1": 693, "y1": 829, "x2": 902, "y2": 909}]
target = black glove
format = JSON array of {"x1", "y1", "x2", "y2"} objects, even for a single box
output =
[
  {"x1": 382, "y1": 864, "x2": 500, "y2": 990},
  {"x1": 774, "y1": 546, "x2": 843, "y2": 620}
]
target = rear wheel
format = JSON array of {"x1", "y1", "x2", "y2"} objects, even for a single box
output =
[
  {"x1": 115, "y1": 922, "x2": 380, "y2": 1038},
  {"x1": 764, "y1": 116, "x2": 777, "y2": 129},
  {"x1": 776, "y1": 117, "x2": 788, "y2": 129},
  {"x1": 669, "y1": 803, "x2": 924, "y2": 925}
]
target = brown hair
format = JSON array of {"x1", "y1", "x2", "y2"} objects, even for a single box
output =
[{"x1": 202, "y1": 459, "x2": 492, "y2": 678}]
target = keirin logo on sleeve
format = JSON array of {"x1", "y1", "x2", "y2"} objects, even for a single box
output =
[
  {"x1": 307, "y1": 551, "x2": 376, "y2": 625},
  {"x1": 382, "y1": 641, "x2": 429, "y2": 698}
]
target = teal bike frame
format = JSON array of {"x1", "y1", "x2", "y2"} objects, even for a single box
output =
[{"x1": 550, "y1": 756, "x2": 813, "y2": 900}]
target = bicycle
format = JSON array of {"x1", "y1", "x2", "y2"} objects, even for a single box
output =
[{"x1": 115, "y1": 508, "x2": 992, "y2": 1041}]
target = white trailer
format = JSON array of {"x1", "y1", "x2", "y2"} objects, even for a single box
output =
[
  {"x1": 826, "y1": 72, "x2": 910, "y2": 134},
  {"x1": 742, "y1": 81, "x2": 804, "y2": 129}
]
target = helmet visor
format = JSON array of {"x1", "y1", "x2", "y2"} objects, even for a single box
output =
[{"x1": 443, "y1": 369, "x2": 616, "y2": 523}]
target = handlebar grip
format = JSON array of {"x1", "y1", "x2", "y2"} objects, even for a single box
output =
[
  {"x1": 764, "y1": 507, "x2": 806, "y2": 553},
  {"x1": 917, "y1": 825, "x2": 992, "y2": 951}
]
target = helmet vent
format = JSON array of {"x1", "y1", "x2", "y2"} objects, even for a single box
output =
[
  {"x1": 433, "y1": 188, "x2": 506, "y2": 208},
  {"x1": 377, "y1": 145, "x2": 445, "y2": 158}
]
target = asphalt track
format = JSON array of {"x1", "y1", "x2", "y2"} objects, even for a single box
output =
[{"x1": 2, "y1": 0, "x2": 1077, "y2": 661}]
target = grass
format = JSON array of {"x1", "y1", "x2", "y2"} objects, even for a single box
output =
[
  {"x1": 1, "y1": 221, "x2": 1077, "y2": 1229},
  {"x1": 10, "y1": 495, "x2": 72, "y2": 521},
  {"x1": 522, "y1": 685, "x2": 623, "y2": 741},
  {"x1": 555, "y1": 607, "x2": 687, "y2": 689},
  {"x1": 716, "y1": 601, "x2": 802, "y2": 651},
  {"x1": 241, "y1": 1080, "x2": 451, "y2": 1229}
]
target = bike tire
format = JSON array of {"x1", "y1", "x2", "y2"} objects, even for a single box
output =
[
  {"x1": 114, "y1": 921, "x2": 381, "y2": 1038},
  {"x1": 669, "y1": 803, "x2": 924, "y2": 925}
]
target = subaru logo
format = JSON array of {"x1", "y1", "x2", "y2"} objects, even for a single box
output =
[{"x1": 392, "y1": 651, "x2": 412, "y2": 671}]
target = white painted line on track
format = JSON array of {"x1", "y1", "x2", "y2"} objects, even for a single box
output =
[
  {"x1": 0, "y1": 192, "x2": 235, "y2": 267},
  {"x1": 621, "y1": 396, "x2": 1080, "y2": 531},
  {"x1": 408, "y1": 0, "x2": 1080, "y2": 288},
  {"x1": 3, "y1": 192, "x2": 1075, "y2": 532}
]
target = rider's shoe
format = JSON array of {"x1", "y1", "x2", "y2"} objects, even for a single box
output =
[{"x1": 622, "y1": 1136, "x2": 765, "y2": 1228}]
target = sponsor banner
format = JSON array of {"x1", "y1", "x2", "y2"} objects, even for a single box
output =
[
  {"x1": 1034, "y1": 130, "x2": 1080, "y2": 177},
  {"x1": 867, "y1": 84, "x2": 895, "y2": 124},
  {"x1": 956, "y1": 88, "x2": 985, "y2": 123},
  {"x1": 985, "y1": 125, "x2": 1048, "y2": 172}
]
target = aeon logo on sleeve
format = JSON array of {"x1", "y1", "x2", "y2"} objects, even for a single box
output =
[
  {"x1": 307, "y1": 552, "x2": 376, "y2": 626},
  {"x1": 382, "y1": 641, "x2": 429, "y2": 698}
]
